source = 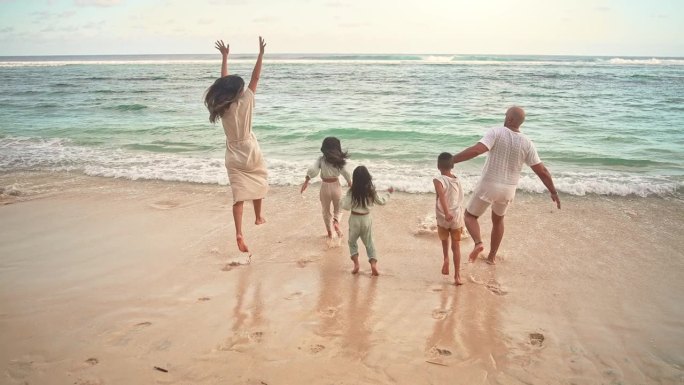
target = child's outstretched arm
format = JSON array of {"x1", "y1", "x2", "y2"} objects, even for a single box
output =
[
  {"x1": 215, "y1": 40, "x2": 229, "y2": 77},
  {"x1": 248, "y1": 36, "x2": 266, "y2": 93},
  {"x1": 433, "y1": 179, "x2": 454, "y2": 222},
  {"x1": 373, "y1": 187, "x2": 393, "y2": 205}
]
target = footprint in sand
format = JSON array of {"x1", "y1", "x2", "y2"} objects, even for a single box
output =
[
  {"x1": 74, "y1": 378, "x2": 104, "y2": 385},
  {"x1": 153, "y1": 339, "x2": 173, "y2": 351},
  {"x1": 222, "y1": 256, "x2": 252, "y2": 271},
  {"x1": 284, "y1": 291, "x2": 303, "y2": 300},
  {"x1": 198, "y1": 297, "x2": 211, "y2": 302},
  {"x1": 529, "y1": 333, "x2": 545, "y2": 347},
  {"x1": 432, "y1": 308, "x2": 451, "y2": 320},
  {"x1": 218, "y1": 331, "x2": 264, "y2": 352},
  {"x1": 318, "y1": 306, "x2": 339, "y2": 318},
  {"x1": 427, "y1": 346, "x2": 452, "y2": 359},
  {"x1": 85, "y1": 358, "x2": 99, "y2": 366},
  {"x1": 106, "y1": 321, "x2": 152, "y2": 346},
  {"x1": 149, "y1": 200, "x2": 180, "y2": 210},
  {"x1": 485, "y1": 281, "x2": 508, "y2": 296},
  {"x1": 309, "y1": 344, "x2": 326, "y2": 354},
  {"x1": 296, "y1": 258, "x2": 314, "y2": 268},
  {"x1": 7, "y1": 358, "x2": 34, "y2": 382}
]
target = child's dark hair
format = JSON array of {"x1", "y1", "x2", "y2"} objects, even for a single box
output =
[
  {"x1": 320, "y1": 137, "x2": 348, "y2": 169},
  {"x1": 350, "y1": 166, "x2": 376, "y2": 208},
  {"x1": 438, "y1": 152, "x2": 454, "y2": 170},
  {"x1": 204, "y1": 75, "x2": 245, "y2": 123}
]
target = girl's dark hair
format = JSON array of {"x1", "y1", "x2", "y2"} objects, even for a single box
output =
[
  {"x1": 204, "y1": 75, "x2": 245, "y2": 123},
  {"x1": 350, "y1": 165, "x2": 376, "y2": 208},
  {"x1": 320, "y1": 137, "x2": 348, "y2": 169}
]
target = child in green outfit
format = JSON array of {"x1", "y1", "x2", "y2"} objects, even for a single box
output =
[{"x1": 340, "y1": 166, "x2": 393, "y2": 276}]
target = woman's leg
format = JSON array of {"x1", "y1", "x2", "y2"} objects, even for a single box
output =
[
  {"x1": 233, "y1": 201, "x2": 249, "y2": 252},
  {"x1": 320, "y1": 184, "x2": 333, "y2": 237},
  {"x1": 253, "y1": 199, "x2": 265, "y2": 225},
  {"x1": 331, "y1": 182, "x2": 343, "y2": 237}
]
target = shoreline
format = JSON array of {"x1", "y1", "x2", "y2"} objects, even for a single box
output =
[{"x1": 1, "y1": 171, "x2": 683, "y2": 384}]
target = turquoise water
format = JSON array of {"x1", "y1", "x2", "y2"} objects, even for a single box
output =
[{"x1": 1, "y1": 54, "x2": 683, "y2": 196}]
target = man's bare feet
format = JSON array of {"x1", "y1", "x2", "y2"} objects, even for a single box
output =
[
  {"x1": 486, "y1": 256, "x2": 496, "y2": 265},
  {"x1": 469, "y1": 242, "x2": 484, "y2": 263},
  {"x1": 236, "y1": 234, "x2": 249, "y2": 253},
  {"x1": 370, "y1": 260, "x2": 379, "y2": 276},
  {"x1": 454, "y1": 272, "x2": 463, "y2": 286},
  {"x1": 351, "y1": 255, "x2": 360, "y2": 274},
  {"x1": 255, "y1": 217, "x2": 266, "y2": 225},
  {"x1": 441, "y1": 260, "x2": 449, "y2": 275}
]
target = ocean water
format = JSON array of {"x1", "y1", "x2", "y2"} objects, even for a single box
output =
[{"x1": 1, "y1": 54, "x2": 683, "y2": 197}]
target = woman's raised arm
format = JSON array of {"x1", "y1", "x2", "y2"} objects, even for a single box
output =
[
  {"x1": 248, "y1": 36, "x2": 266, "y2": 93},
  {"x1": 215, "y1": 40, "x2": 229, "y2": 77}
]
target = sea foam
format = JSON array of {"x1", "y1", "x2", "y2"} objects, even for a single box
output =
[{"x1": 0, "y1": 137, "x2": 679, "y2": 198}]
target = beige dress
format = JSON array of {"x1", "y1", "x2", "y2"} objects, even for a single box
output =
[{"x1": 221, "y1": 87, "x2": 268, "y2": 202}]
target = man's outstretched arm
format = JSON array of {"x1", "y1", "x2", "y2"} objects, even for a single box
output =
[
  {"x1": 453, "y1": 143, "x2": 488, "y2": 164},
  {"x1": 531, "y1": 163, "x2": 561, "y2": 209}
]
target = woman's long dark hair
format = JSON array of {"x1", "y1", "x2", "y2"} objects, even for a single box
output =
[
  {"x1": 204, "y1": 75, "x2": 245, "y2": 123},
  {"x1": 320, "y1": 137, "x2": 348, "y2": 169},
  {"x1": 350, "y1": 166, "x2": 375, "y2": 208}
]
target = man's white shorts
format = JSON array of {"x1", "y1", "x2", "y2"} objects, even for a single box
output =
[{"x1": 466, "y1": 180, "x2": 517, "y2": 217}]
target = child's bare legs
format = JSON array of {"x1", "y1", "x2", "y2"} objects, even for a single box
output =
[
  {"x1": 487, "y1": 212, "x2": 505, "y2": 265},
  {"x1": 464, "y1": 210, "x2": 484, "y2": 262},
  {"x1": 369, "y1": 258, "x2": 379, "y2": 276},
  {"x1": 253, "y1": 199, "x2": 266, "y2": 225},
  {"x1": 351, "y1": 254, "x2": 360, "y2": 274},
  {"x1": 441, "y1": 239, "x2": 450, "y2": 275},
  {"x1": 232, "y1": 201, "x2": 249, "y2": 252},
  {"x1": 452, "y1": 239, "x2": 462, "y2": 285}
]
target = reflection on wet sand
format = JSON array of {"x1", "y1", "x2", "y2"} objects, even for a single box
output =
[
  {"x1": 343, "y1": 276, "x2": 378, "y2": 356},
  {"x1": 315, "y1": 253, "x2": 344, "y2": 338},
  {"x1": 426, "y1": 266, "x2": 508, "y2": 374}
]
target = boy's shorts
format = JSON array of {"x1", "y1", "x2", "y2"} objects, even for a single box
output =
[{"x1": 438, "y1": 226, "x2": 463, "y2": 242}]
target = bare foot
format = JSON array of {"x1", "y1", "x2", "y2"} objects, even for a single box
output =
[
  {"x1": 255, "y1": 217, "x2": 266, "y2": 225},
  {"x1": 454, "y1": 273, "x2": 463, "y2": 286},
  {"x1": 236, "y1": 235, "x2": 249, "y2": 253},
  {"x1": 370, "y1": 260, "x2": 379, "y2": 276},
  {"x1": 486, "y1": 256, "x2": 496, "y2": 265},
  {"x1": 441, "y1": 260, "x2": 449, "y2": 275},
  {"x1": 351, "y1": 255, "x2": 360, "y2": 274},
  {"x1": 468, "y1": 242, "x2": 484, "y2": 263}
]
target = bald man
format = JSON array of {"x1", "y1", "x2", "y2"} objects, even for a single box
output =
[{"x1": 453, "y1": 106, "x2": 560, "y2": 264}]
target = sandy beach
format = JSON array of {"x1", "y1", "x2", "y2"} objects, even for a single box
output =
[{"x1": 0, "y1": 171, "x2": 682, "y2": 385}]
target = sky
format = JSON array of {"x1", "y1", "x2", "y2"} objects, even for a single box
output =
[{"x1": 0, "y1": 0, "x2": 682, "y2": 56}]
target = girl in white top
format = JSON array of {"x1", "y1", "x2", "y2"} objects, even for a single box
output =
[
  {"x1": 301, "y1": 137, "x2": 352, "y2": 239},
  {"x1": 433, "y1": 152, "x2": 465, "y2": 285},
  {"x1": 204, "y1": 37, "x2": 268, "y2": 254}
]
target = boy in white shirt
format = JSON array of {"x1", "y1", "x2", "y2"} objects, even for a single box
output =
[{"x1": 433, "y1": 152, "x2": 465, "y2": 285}]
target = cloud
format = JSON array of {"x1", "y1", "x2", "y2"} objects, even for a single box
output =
[
  {"x1": 339, "y1": 22, "x2": 370, "y2": 28},
  {"x1": 326, "y1": 1, "x2": 349, "y2": 7},
  {"x1": 253, "y1": 16, "x2": 277, "y2": 23},
  {"x1": 0, "y1": 26, "x2": 15, "y2": 33},
  {"x1": 75, "y1": 0, "x2": 123, "y2": 6}
]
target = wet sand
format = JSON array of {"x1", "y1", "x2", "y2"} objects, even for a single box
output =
[{"x1": 1, "y1": 172, "x2": 683, "y2": 384}]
